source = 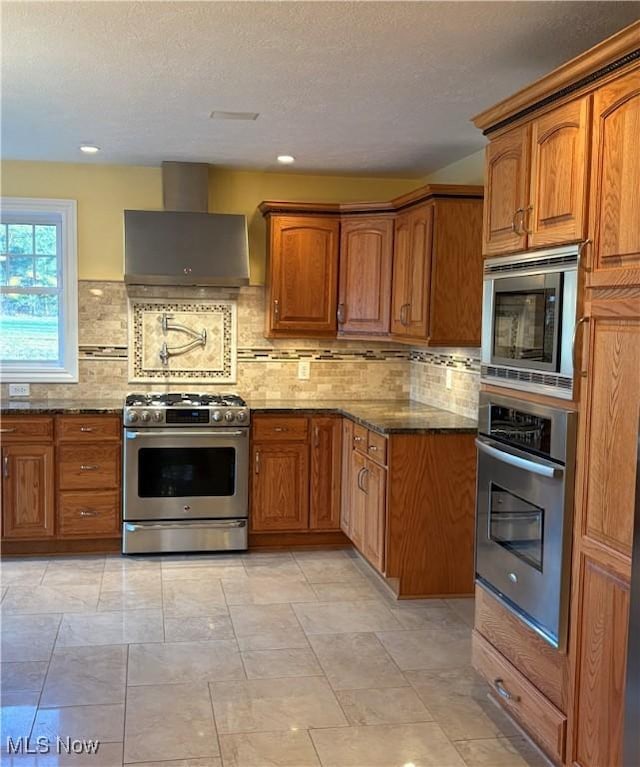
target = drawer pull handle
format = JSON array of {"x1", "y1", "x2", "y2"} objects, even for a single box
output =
[
  {"x1": 80, "y1": 464, "x2": 99, "y2": 471},
  {"x1": 273, "y1": 427, "x2": 288, "y2": 432},
  {"x1": 0, "y1": 428, "x2": 16, "y2": 434},
  {"x1": 79, "y1": 509, "x2": 98, "y2": 517},
  {"x1": 368, "y1": 445, "x2": 378, "y2": 452},
  {"x1": 494, "y1": 678, "x2": 520, "y2": 702},
  {"x1": 79, "y1": 426, "x2": 94, "y2": 433},
  {"x1": 354, "y1": 435, "x2": 363, "y2": 443},
  {"x1": 3, "y1": 456, "x2": 9, "y2": 479}
]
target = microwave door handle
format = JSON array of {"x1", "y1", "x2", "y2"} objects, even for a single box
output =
[{"x1": 475, "y1": 438, "x2": 562, "y2": 479}]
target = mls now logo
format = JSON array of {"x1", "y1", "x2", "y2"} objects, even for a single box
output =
[{"x1": 6, "y1": 737, "x2": 101, "y2": 755}]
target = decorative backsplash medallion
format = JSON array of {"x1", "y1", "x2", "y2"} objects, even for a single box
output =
[{"x1": 128, "y1": 298, "x2": 237, "y2": 384}]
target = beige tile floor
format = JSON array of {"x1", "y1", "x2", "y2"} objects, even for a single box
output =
[{"x1": 0, "y1": 549, "x2": 550, "y2": 767}]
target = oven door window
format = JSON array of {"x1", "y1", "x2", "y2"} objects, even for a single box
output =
[
  {"x1": 488, "y1": 483, "x2": 544, "y2": 572},
  {"x1": 493, "y1": 277, "x2": 560, "y2": 366},
  {"x1": 138, "y1": 447, "x2": 235, "y2": 497}
]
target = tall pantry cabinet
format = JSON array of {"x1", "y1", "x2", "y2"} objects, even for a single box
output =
[{"x1": 472, "y1": 21, "x2": 640, "y2": 767}]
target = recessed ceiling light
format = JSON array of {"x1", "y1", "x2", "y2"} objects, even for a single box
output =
[
  {"x1": 210, "y1": 110, "x2": 259, "y2": 121},
  {"x1": 277, "y1": 155, "x2": 295, "y2": 164},
  {"x1": 80, "y1": 144, "x2": 100, "y2": 154}
]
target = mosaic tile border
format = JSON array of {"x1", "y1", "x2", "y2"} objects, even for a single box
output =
[
  {"x1": 128, "y1": 298, "x2": 237, "y2": 384},
  {"x1": 79, "y1": 345, "x2": 128, "y2": 360},
  {"x1": 410, "y1": 349, "x2": 480, "y2": 372},
  {"x1": 236, "y1": 348, "x2": 410, "y2": 362}
]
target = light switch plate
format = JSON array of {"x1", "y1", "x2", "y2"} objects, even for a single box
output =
[
  {"x1": 298, "y1": 359, "x2": 311, "y2": 380},
  {"x1": 445, "y1": 368, "x2": 453, "y2": 390},
  {"x1": 9, "y1": 383, "x2": 30, "y2": 397}
]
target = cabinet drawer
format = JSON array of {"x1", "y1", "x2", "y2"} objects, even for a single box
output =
[
  {"x1": 58, "y1": 444, "x2": 120, "y2": 490},
  {"x1": 352, "y1": 424, "x2": 368, "y2": 452},
  {"x1": 58, "y1": 491, "x2": 120, "y2": 537},
  {"x1": 366, "y1": 431, "x2": 387, "y2": 465},
  {"x1": 0, "y1": 417, "x2": 53, "y2": 443},
  {"x1": 56, "y1": 415, "x2": 121, "y2": 442},
  {"x1": 472, "y1": 631, "x2": 566, "y2": 763},
  {"x1": 252, "y1": 416, "x2": 308, "y2": 442}
]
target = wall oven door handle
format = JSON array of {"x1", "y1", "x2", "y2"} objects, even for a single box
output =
[
  {"x1": 475, "y1": 438, "x2": 562, "y2": 479},
  {"x1": 125, "y1": 520, "x2": 247, "y2": 532},
  {"x1": 125, "y1": 429, "x2": 246, "y2": 439}
]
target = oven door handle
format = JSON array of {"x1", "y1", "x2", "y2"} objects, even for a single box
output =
[
  {"x1": 475, "y1": 438, "x2": 562, "y2": 479},
  {"x1": 125, "y1": 429, "x2": 246, "y2": 439},
  {"x1": 125, "y1": 520, "x2": 247, "y2": 531}
]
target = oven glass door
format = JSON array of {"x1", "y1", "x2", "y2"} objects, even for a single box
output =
[
  {"x1": 124, "y1": 429, "x2": 248, "y2": 521},
  {"x1": 491, "y1": 272, "x2": 562, "y2": 372},
  {"x1": 475, "y1": 436, "x2": 568, "y2": 647}
]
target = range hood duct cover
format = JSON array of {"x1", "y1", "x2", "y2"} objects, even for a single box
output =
[{"x1": 124, "y1": 162, "x2": 249, "y2": 287}]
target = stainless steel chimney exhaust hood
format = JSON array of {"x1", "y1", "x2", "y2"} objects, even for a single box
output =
[{"x1": 124, "y1": 162, "x2": 250, "y2": 287}]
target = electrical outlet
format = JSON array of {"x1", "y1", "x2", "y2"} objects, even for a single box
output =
[
  {"x1": 9, "y1": 383, "x2": 30, "y2": 397},
  {"x1": 445, "y1": 368, "x2": 453, "y2": 391},
  {"x1": 298, "y1": 359, "x2": 311, "y2": 380}
]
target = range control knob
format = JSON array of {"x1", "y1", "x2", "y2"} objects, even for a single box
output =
[
  {"x1": 152, "y1": 410, "x2": 163, "y2": 422},
  {"x1": 140, "y1": 411, "x2": 151, "y2": 423},
  {"x1": 126, "y1": 410, "x2": 139, "y2": 423},
  {"x1": 235, "y1": 409, "x2": 248, "y2": 422},
  {"x1": 224, "y1": 411, "x2": 235, "y2": 423},
  {"x1": 212, "y1": 410, "x2": 223, "y2": 422}
]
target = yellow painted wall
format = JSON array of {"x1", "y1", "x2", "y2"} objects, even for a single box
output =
[
  {"x1": 208, "y1": 168, "x2": 417, "y2": 284},
  {"x1": 0, "y1": 161, "x2": 162, "y2": 281},
  {"x1": 0, "y1": 160, "x2": 417, "y2": 283},
  {"x1": 422, "y1": 148, "x2": 485, "y2": 186}
]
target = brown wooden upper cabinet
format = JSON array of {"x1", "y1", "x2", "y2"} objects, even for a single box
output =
[
  {"x1": 483, "y1": 97, "x2": 590, "y2": 256},
  {"x1": 391, "y1": 204, "x2": 432, "y2": 339},
  {"x1": 264, "y1": 214, "x2": 340, "y2": 337},
  {"x1": 338, "y1": 216, "x2": 393, "y2": 336},
  {"x1": 588, "y1": 69, "x2": 640, "y2": 287},
  {"x1": 260, "y1": 185, "x2": 483, "y2": 344},
  {"x1": 391, "y1": 197, "x2": 484, "y2": 346}
]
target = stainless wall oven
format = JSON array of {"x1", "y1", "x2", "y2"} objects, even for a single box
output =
[
  {"x1": 481, "y1": 244, "x2": 580, "y2": 399},
  {"x1": 122, "y1": 393, "x2": 249, "y2": 554},
  {"x1": 475, "y1": 392, "x2": 577, "y2": 648}
]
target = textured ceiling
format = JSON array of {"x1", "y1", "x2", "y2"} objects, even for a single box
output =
[{"x1": 2, "y1": 1, "x2": 639, "y2": 176}]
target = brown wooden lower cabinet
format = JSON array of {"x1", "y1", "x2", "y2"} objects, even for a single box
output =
[
  {"x1": 250, "y1": 414, "x2": 344, "y2": 540},
  {"x1": 0, "y1": 413, "x2": 122, "y2": 552},
  {"x1": 1, "y1": 443, "x2": 54, "y2": 538}
]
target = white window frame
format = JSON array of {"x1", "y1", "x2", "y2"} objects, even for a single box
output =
[{"x1": 0, "y1": 197, "x2": 78, "y2": 382}]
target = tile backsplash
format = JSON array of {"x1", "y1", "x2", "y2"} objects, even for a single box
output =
[{"x1": 0, "y1": 280, "x2": 480, "y2": 418}]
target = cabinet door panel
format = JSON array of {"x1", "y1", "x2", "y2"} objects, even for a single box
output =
[
  {"x1": 251, "y1": 443, "x2": 309, "y2": 531},
  {"x1": 340, "y1": 419, "x2": 354, "y2": 536},
  {"x1": 529, "y1": 97, "x2": 589, "y2": 247},
  {"x1": 483, "y1": 124, "x2": 530, "y2": 256},
  {"x1": 573, "y1": 555, "x2": 629, "y2": 767},
  {"x1": 339, "y1": 217, "x2": 393, "y2": 335},
  {"x1": 590, "y1": 70, "x2": 640, "y2": 286},
  {"x1": 404, "y1": 204, "x2": 432, "y2": 339},
  {"x1": 349, "y1": 450, "x2": 367, "y2": 551},
  {"x1": 581, "y1": 314, "x2": 640, "y2": 556},
  {"x1": 363, "y1": 459, "x2": 386, "y2": 574},
  {"x1": 390, "y1": 213, "x2": 411, "y2": 335},
  {"x1": 2, "y1": 444, "x2": 54, "y2": 538},
  {"x1": 310, "y1": 417, "x2": 342, "y2": 530},
  {"x1": 269, "y1": 216, "x2": 339, "y2": 333}
]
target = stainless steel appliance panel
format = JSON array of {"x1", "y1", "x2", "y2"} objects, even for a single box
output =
[
  {"x1": 123, "y1": 428, "x2": 248, "y2": 521},
  {"x1": 122, "y1": 519, "x2": 248, "y2": 554}
]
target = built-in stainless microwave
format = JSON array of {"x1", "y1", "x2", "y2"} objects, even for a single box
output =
[{"x1": 481, "y1": 245, "x2": 580, "y2": 399}]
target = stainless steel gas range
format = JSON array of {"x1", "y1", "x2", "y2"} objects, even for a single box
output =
[{"x1": 122, "y1": 392, "x2": 250, "y2": 554}]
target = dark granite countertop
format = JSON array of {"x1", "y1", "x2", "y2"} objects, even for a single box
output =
[
  {"x1": 1, "y1": 398, "x2": 477, "y2": 434},
  {"x1": 248, "y1": 399, "x2": 477, "y2": 435},
  {"x1": 1, "y1": 399, "x2": 124, "y2": 415}
]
